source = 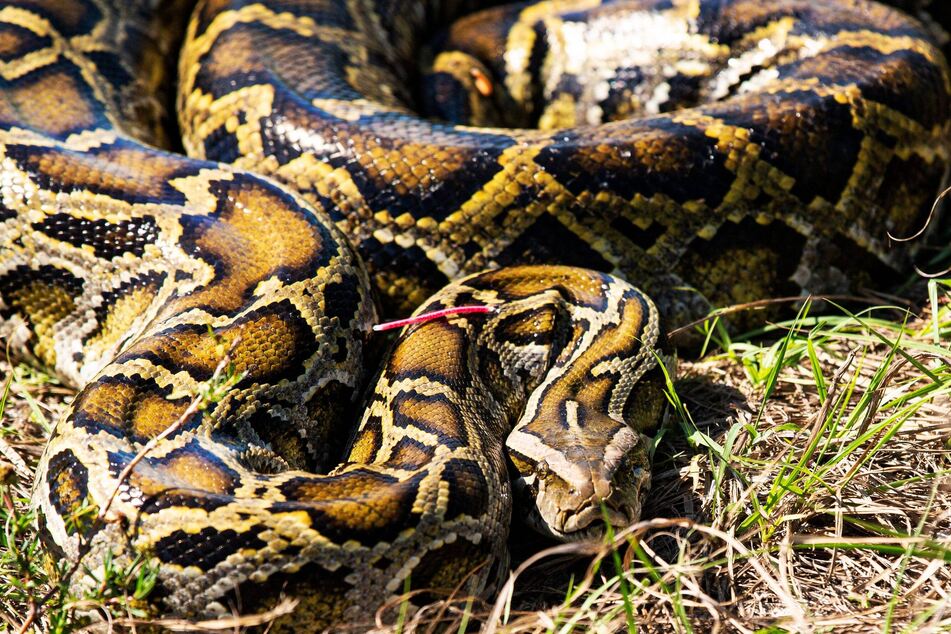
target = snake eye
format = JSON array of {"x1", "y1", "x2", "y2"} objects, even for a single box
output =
[
  {"x1": 535, "y1": 460, "x2": 550, "y2": 480},
  {"x1": 469, "y1": 68, "x2": 493, "y2": 97}
]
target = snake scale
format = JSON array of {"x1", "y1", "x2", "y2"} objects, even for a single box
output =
[{"x1": 0, "y1": 0, "x2": 948, "y2": 628}]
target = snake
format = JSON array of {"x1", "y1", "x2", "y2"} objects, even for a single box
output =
[{"x1": 0, "y1": 0, "x2": 948, "y2": 629}]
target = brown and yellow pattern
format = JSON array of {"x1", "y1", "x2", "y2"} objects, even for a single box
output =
[
  {"x1": 180, "y1": 0, "x2": 950, "y2": 320},
  {"x1": 0, "y1": 0, "x2": 947, "y2": 629}
]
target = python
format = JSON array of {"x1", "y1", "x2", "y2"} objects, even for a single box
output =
[{"x1": 0, "y1": 0, "x2": 947, "y2": 629}]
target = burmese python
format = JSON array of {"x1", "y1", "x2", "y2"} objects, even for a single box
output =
[{"x1": 0, "y1": 0, "x2": 949, "y2": 629}]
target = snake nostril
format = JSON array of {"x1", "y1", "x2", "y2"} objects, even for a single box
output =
[{"x1": 535, "y1": 460, "x2": 550, "y2": 480}]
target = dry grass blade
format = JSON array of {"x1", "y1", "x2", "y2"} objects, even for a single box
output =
[{"x1": 106, "y1": 597, "x2": 299, "y2": 631}]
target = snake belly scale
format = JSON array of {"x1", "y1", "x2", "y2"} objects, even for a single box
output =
[{"x1": 0, "y1": 0, "x2": 948, "y2": 628}]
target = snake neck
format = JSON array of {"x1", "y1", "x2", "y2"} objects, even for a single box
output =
[{"x1": 348, "y1": 267, "x2": 666, "y2": 538}]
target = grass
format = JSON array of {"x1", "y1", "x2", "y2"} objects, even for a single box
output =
[{"x1": 1, "y1": 283, "x2": 950, "y2": 632}]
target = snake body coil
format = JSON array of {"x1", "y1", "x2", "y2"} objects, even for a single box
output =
[{"x1": 0, "y1": 0, "x2": 948, "y2": 629}]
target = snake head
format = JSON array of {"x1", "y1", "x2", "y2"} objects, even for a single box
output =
[
  {"x1": 506, "y1": 356, "x2": 667, "y2": 541},
  {"x1": 508, "y1": 421, "x2": 654, "y2": 541},
  {"x1": 421, "y1": 51, "x2": 502, "y2": 127}
]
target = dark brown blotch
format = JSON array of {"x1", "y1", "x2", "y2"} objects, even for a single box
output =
[
  {"x1": 0, "y1": 59, "x2": 108, "y2": 138},
  {"x1": 7, "y1": 139, "x2": 195, "y2": 204},
  {"x1": 154, "y1": 525, "x2": 267, "y2": 569},
  {"x1": 390, "y1": 391, "x2": 469, "y2": 450},
  {"x1": 121, "y1": 299, "x2": 319, "y2": 386},
  {"x1": 45, "y1": 449, "x2": 91, "y2": 534},
  {"x1": 0, "y1": 22, "x2": 52, "y2": 62},
  {"x1": 32, "y1": 213, "x2": 159, "y2": 259},
  {"x1": 173, "y1": 175, "x2": 338, "y2": 315}
]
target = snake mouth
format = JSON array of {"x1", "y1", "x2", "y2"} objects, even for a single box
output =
[
  {"x1": 520, "y1": 462, "x2": 651, "y2": 542},
  {"x1": 553, "y1": 503, "x2": 637, "y2": 541}
]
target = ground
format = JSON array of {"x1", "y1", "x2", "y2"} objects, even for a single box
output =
[{"x1": 2, "y1": 277, "x2": 950, "y2": 632}]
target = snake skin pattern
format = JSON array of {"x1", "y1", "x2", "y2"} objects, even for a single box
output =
[
  {"x1": 181, "y1": 0, "x2": 950, "y2": 320},
  {"x1": 0, "y1": 0, "x2": 948, "y2": 629}
]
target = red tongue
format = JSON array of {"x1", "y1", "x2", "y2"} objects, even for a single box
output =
[{"x1": 372, "y1": 305, "x2": 496, "y2": 332}]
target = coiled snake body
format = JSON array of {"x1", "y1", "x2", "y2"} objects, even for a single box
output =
[{"x1": 0, "y1": 0, "x2": 948, "y2": 628}]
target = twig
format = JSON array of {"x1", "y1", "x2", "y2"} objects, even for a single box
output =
[
  {"x1": 108, "y1": 597, "x2": 298, "y2": 631},
  {"x1": 889, "y1": 185, "x2": 949, "y2": 244}
]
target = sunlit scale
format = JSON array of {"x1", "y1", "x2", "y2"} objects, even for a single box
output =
[{"x1": 0, "y1": 0, "x2": 947, "y2": 630}]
